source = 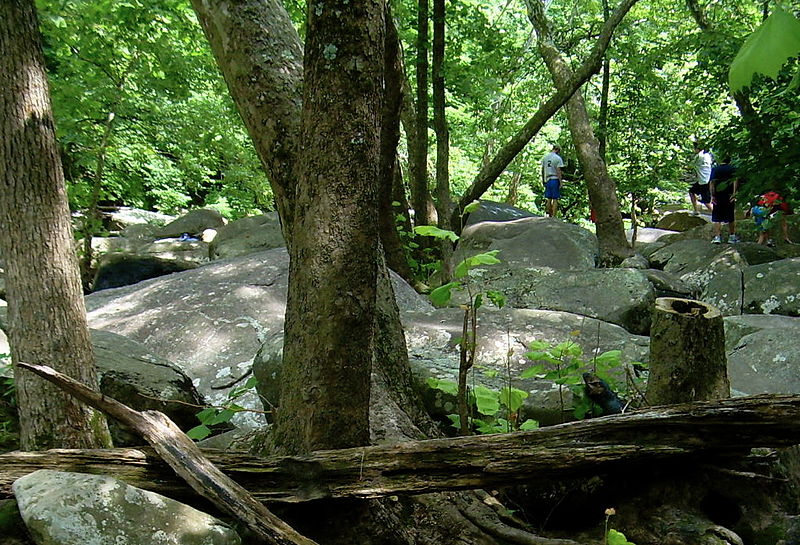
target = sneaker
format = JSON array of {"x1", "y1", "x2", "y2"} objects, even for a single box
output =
[
  {"x1": 711, "y1": 235, "x2": 722, "y2": 244},
  {"x1": 728, "y1": 235, "x2": 741, "y2": 243},
  {"x1": 767, "y1": 238, "x2": 776, "y2": 247}
]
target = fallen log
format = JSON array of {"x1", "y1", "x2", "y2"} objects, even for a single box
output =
[
  {"x1": 3, "y1": 391, "x2": 800, "y2": 503},
  {"x1": 13, "y1": 361, "x2": 318, "y2": 545}
]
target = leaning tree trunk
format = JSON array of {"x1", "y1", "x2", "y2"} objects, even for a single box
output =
[
  {"x1": 526, "y1": 0, "x2": 632, "y2": 266},
  {"x1": 0, "y1": 0, "x2": 112, "y2": 450},
  {"x1": 646, "y1": 297, "x2": 731, "y2": 405}
]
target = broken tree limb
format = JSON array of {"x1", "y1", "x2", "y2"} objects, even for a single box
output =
[
  {"x1": 14, "y1": 361, "x2": 318, "y2": 545},
  {"x1": 3, "y1": 386, "x2": 800, "y2": 503}
]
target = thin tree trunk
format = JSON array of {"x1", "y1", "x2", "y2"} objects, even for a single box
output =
[
  {"x1": 0, "y1": 0, "x2": 112, "y2": 450},
  {"x1": 412, "y1": 0, "x2": 432, "y2": 228},
  {"x1": 597, "y1": 0, "x2": 611, "y2": 161},
  {"x1": 526, "y1": 0, "x2": 632, "y2": 265},
  {"x1": 272, "y1": 0, "x2": 385, "y2": 455},
  {"x1": 432, "y1": 0, "x2": 453, "y2": 282}
]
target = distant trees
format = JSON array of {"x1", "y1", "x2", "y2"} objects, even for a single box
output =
[{"x1": 0, "y1": 0, "x2": 112, "y2": 450}]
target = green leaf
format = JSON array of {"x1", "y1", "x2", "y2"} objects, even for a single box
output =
[
  {"x1": 499, "y1": 387, "x2": 528, "y2": 412},
  {"x1": 486, "y1": 290, "x2": 506, "y2": 308},
  {"x1": 474, "y1": 386, "x2": 501, "y2": 416},
  {"x1": 553, "y1": 341, "x2": 582, "y2": 358},
  {"x1": 519, "y1": 419, "x2": 540, "y2": 431},
  {"x1": 519, "y1": 364, "x2": 546, "y2": 379},
  {"x1": 483, "y1": 369, "x2": 499, "y2": 378},
  {"x1": 527, "y1": 341, "x2": 550, "y2": 351},
  {"x1": 463, "y1": 200, "x2": 481, "y2": 215},
  {"x1": 414, "y1": 225, "x2": 459, "y2": 242},
  {"x1": 473, "y1": 293, "x2": 483, "y2": 310},
  {"x1": 196, "y1": 407, "x2": 217, "y2": 423},
  {"x1": 729, "y1": 7, "x2": 800, "y2": 92},
  {"x1": 187, "y1": 425, "x2": 212, "y2": 440},
  {"x1": 430, "y1": 282, "x2": 459, "y2": 306},
  {"x1": 607, "y1": 528, "x2": 636, "y2": 545},
  {"x1": 446, "y1": 414, "x2": 461, "y2": 429},
  {"x1": 454, "y1": 251, "x2": 501, "y2": 279},
  {"x1": 427, "y1": 377, "x2": 460, "y2": 396},
  {"x1": 205, "y1": 408, "x2": 236, "y2": 426},
  {"x1": 594, "y1": 350, "x2": 622, "y2": 368}
]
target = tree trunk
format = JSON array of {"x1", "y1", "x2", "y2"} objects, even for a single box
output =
[
  {"x1": 432, "y1": 0, "x2": 453, "y2": 282},
  {"x1": 646, "y1": 297, "x2": 731, "y2": 405},
  {"x1": 271, "y1": 0, "x2": 385, "y2": 455},
  {"x1": 0, "y1": 0, "x2": 112, "y2": 451},
  {"x1": 190, "y1": 0, "x2": 304, "y2": 243},
  {"x1": 451, "y1": 0, "x2": 641, "y2": 233},
  {"x1": 412, "y1": 0, "x2": 432, "y2": 228},
  {"x1": 526, "y1": 0, "x2": 632, "y2": 266}
]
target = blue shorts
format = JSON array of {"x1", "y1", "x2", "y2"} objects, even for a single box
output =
[{"x1": 544, "y1": 178, "x2": 561, "y2": 199}]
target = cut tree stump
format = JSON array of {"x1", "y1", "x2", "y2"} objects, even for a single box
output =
[{"x1": 646, "y1": 297, "x2": 730, "y2": 405}]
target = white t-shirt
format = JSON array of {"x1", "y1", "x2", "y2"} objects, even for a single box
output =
[
  {"x1": 694, "y1": 151, "x2": 713, "y2": 185},
  {"x1": 542, "y1": 151, "x2": 564, "y2": 181}
]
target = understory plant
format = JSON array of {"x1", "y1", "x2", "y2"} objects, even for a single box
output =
[{"x1": 187, "y1": 376, "x2": 260, "y2": 440}]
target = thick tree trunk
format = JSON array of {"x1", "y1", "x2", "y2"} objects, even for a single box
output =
[
  {"x1": 4, "y1": 394, "x2": 799, "y2": 501},
  {"x1": 272, "y1": 0, "x2": 385, "y2": 455},
  {"x1": 452, "y1": 0, "x2": 641, "y2": 234},
  {"x1": 646, "y1": 298, "x2": 731, "y2": 405},
  {"x1": 190, "y1": 0, "x2": 304, "y2": 242},
  {"x1": 0, "y1": 0, "x2": 112, "y2": 450},
  {"x1": 526, "y1": 0, "x2": 632, "y2": 266}
]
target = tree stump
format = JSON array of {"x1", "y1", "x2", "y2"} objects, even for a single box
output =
[{"x1": 646, "y1": 297, "x2": 730, "y2": 405}]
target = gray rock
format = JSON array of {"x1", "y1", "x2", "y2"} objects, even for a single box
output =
[
  {"x1": 463, "y1": 200, "x2": 538, "y2": 226},
  {"x1": 619, "y1": 254, "x2": 649, "y2": 269},
  {"x1": 92, "y1": 254, "x2": 198, "y2": 292},
  {"x1": 654, "y1": 211, "x2": 708, "y2": 231},
  {"x1": 104, "y1": 207, "x2": 174, "y2": 231},
  {"x1": 706, "y1": 257, "x2": 800, "y2": 317},
  {"x1": 627, "y1": 227, "x2": 678, "y2": 243},
  {"x1": 86, "y1": 247, "x2": 429, "y2": 430},
  {"x1": 12, "y1": 470, "x2": 240, "y2": 545},
  {"x1": 455, "y1": 216, "x2": 597, "y2": 272},
  {"x1": 642, "y1": 269, "x2": 696, "y2": 299},
  {"x1": 208, "y1": 213, "x2": 285, "y2": 260},
  {"x1": 154, "y1": 209, "x2": 226, "y2": 239},
  {"x1": 467, "y1": 267, "x2": 655, "y2": 335},
  {"x1": 91, "y1": 329, "x2": 204, "y2": 445}
]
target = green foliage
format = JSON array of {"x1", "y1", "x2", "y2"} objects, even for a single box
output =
[
  {"x1": 0, "y1": 354, "x2": 14, "y2": 408},
  {"x1": 187, "y1": 376, "x2": 258, "y2": 441},
  {"x1": 729, "y1": 8, "x2": 800, "y2": 92},
  {"x1": 607, "y1": 528, "x2": 637, "y2": 545},
  {"x1": 428, "y1": 378, "x2": 539, "y2": 434}
]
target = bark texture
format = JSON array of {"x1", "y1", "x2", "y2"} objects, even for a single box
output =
[
  {"x1": 0, "y1": 0, "x2": 111, "y2": 450},
  {"x1": 526, "y1": 0, "x2": 632, "y2": 265},
  {"x1": 271, "y1": 0, "x2": 385, "y2": 455},
  {"x1": 412, "y1": 0, "x2": 432, "y2": 228},
  {"x1": 646, "y1": 297, "x2": 731, "y2": 405},
  {"x1": 4, "y1": 394, "x2": 799, "y2": 501}
]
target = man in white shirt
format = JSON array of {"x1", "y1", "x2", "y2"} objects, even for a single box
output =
[
  {"x1": 689, "y1": 142, "x2": 714, "y2": 215},
  {"x1": 541, "y1": 145, "x2": 564, "y2": 217}
]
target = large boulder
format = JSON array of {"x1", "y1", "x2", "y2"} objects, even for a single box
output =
[
  {"x1": 103, "y1": 207, "x2": 174, "y2": 232},
  {"x1": 654, "y1": 211, "x2": 708, "y2": 231},
  {"x1": 463, "y1": 200, "x2": 538, "y2": 226},
  {"x1": 454, "y1": 216, "x2": 597, "y2": 271},
  {"x1": 723, "y1": 315, "x2": 800, "y2": 395},
  {"x1": 85, "y1": 247, "x2": 429, "y2": 429},
  {"x1": 254, "y1": 306, "x2": 650, "y2": 429},
  {"x1": 706, "y1": 257, "x2": 800, "y2": 317},
  {"x1": 154, "y1": 209, "x2": 226, "y2": 239},
  {"x1": 467, "y1": 267, "x2": 655, "y2": 335},
  {"x1": 12, "y1": 470, "x2": 240, "y2": 545},
  {"x1": 208, "y1": 212, "x2": 285, "y2": 260}
]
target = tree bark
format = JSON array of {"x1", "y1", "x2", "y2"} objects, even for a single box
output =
[
  {"x1": 190, "y1": 0, "x2": 304, "y2": 242},
  {"x1": 271, "y1": 0, "x2": 385, "y2": 455},
  {"x1": 526, "y1": 0, "x2": 632, "y2": 265},
  {"x1": 646, "y1": 297, "x2": 731, "y2": 405},
  {"x1": 451, "y1": 0, "x2": 641, "y2": 234},
  {"x1": 0, "y1": 0, "x2": 112, "y2": 450},
  {"x1": 412, "y1": 0, "x2": 432, "y2": 228},
  {"x1": 4, "y1": 394, "x2": 799, "y2": 501}
]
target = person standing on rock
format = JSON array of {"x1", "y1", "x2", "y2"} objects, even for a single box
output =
[
  {"x1": 541, "y1": 144, "x2": 564, "y2": 217},
  {"x1": 709, "y1": 157, "x2": 740, "y2": 244},
  {"x1": 689, "y1": 142, "x2": 714, "y2": 215}
]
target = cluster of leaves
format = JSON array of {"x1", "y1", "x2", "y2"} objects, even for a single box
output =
[
  {"x1": 0, "y1": 354, "x2": 19, "y2": 453},
  {"x1": 427, "y1": 377, "x2": 539, "y2": 434},
  {"x1": 522, "y1": 338, "x2": 644, "y2": 419},
  {"x1": 187, "y1": 376, "x2": 259, "y2": 441},
  {"x1": 38, "y1": 0, "x2": 269, "y2": 218}
]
